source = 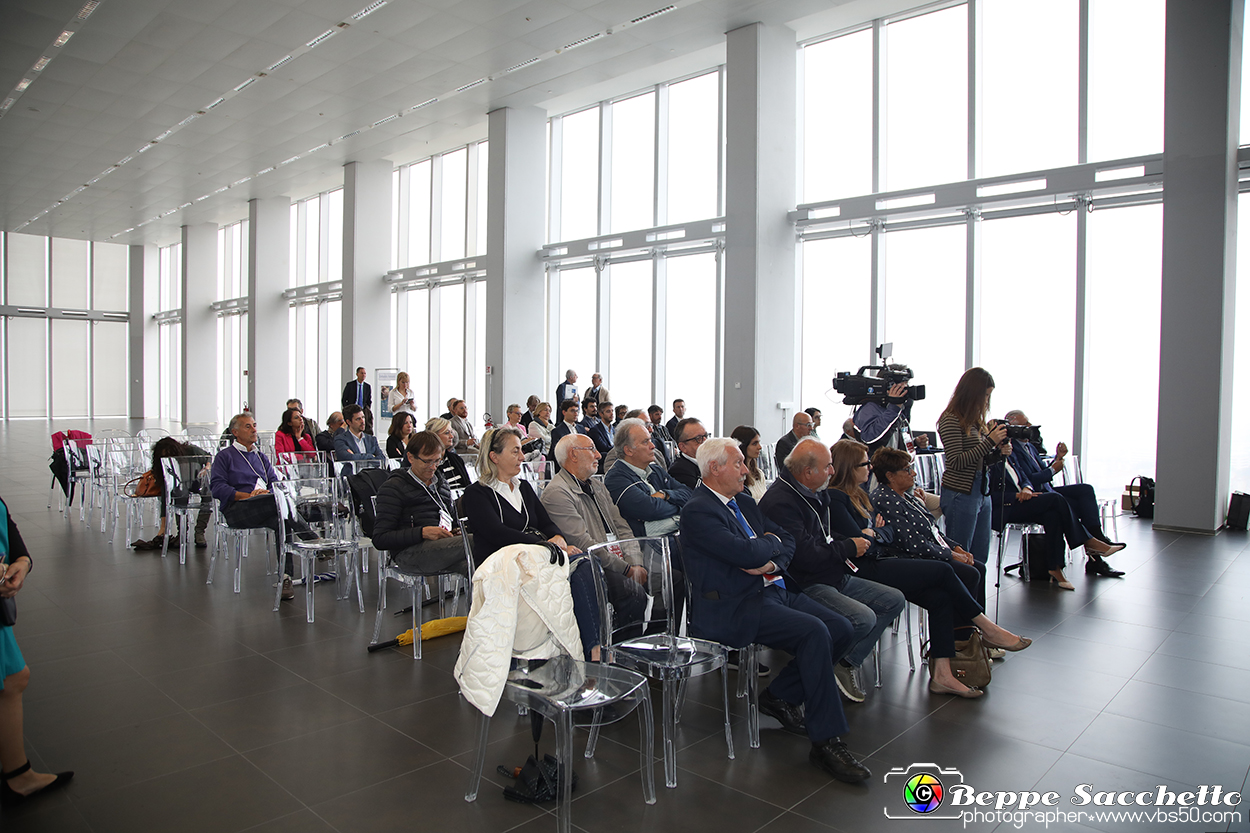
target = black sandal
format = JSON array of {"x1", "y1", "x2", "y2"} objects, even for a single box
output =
[{"x1": 0, "y1": 760, "x2": 75, "y2": 806}]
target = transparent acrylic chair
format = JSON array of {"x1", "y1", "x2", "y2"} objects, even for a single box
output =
[
  {"x1": 369, "y1": 496, "x2": 474, "y2": 659},
  {"x1": 158, "y1": 455, "x2": 210, "y2": 565},
  {"x1": 272, "y1": 475, "x2": 364, "y2": 622},
  {"x1": 584, "y1": 534, "x2": 734, "y2": 788},
  {"x1": 464, "y1": 649, "x2": 656, "y2": 833}
]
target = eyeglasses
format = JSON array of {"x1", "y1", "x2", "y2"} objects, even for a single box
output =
[
  {"x1": 415, "y1": 455, "x2": 443, "y2": 466},
  {"x1": 570, "y1": 445, "x2": 596, "y2": 454},
  {"x1": 681, "y1": 433, "x2": 710, "y2": 444}
]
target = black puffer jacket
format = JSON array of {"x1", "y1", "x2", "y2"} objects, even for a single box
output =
[{"x1": 372, "y1": 467, "x2": 455, "y2": 553}]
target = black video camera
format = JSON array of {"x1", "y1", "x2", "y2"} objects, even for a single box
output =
[
  {"x1": 832, "y1": 346, "x2": 925, "y2": 406},
  {"x1": 989, "y1": 420, "x2": 1043, "y2": 446}
]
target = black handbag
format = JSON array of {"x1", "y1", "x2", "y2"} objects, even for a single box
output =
[{"x1": 0, "y1": 596, "x2": 15, "y2": 627}]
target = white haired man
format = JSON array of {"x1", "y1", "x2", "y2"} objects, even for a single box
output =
[{"x1": 678, "y1": 437, "x2": 869, "y2": 783}]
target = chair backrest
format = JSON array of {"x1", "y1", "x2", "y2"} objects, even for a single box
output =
[
  {"x1": 137, "y1": 428, "x2": 172, "y2": 442},
  {"x1": 159, "y1": 456, "x2": 207, "y2": 505},
  {"x1": 346, "y1": 467, "x2": 390, "y2": 536},
  {"x1": 585, "y1": 534, "x2": 679, "y2": 648},
  {"x1": 63, "y1": 438, "x2": 92, "y2": 472},
  {"x1": 1062, "y1": 453, "x2": 1086, "y2": 487}
]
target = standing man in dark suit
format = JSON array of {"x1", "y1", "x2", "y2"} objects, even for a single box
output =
[
  {"x1": 664, "y1": 398, "x2": 685, "y2": 439},
  {"x1": 680, "y1": 437, "x2": 869, "y2": 783},
  {"x1": 667, "y1": 417, "x2": 706, "y2": 489},
  {"x1": 341, "y1": 367, "x2": 374, "y2": 434}
]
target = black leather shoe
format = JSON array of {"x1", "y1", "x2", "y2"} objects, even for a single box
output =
[
  {"x1": 1086, "y1": 557, "x2": 1125, "y2": 578},
  {"x1": 810, "y1": 738, "x2": 871, "y2": 783},
  {"x1": 0, "y1": 761, "x2": 74, "y2": 806},
  {"x1": 758, "y1": 688, "x2": 806, "y2": 735}
]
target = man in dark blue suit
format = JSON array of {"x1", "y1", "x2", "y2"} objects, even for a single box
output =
[
  {"x1": 587, "y1": 401, "x2": 615, "y2": 472},
  {"x1": 680, "y1": 437, "x2": 870, "y2": 783},
  {"x1": 549, "y1": 399, "x2": 588, "y2": 474},
  {"x1": 1003, "y1": 411, "x2": 1125, "y2": 578}
]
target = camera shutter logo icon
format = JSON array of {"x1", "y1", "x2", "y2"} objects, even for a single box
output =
[{"x1": 903, "y1": 772, "x2": 944, "y2": 814}]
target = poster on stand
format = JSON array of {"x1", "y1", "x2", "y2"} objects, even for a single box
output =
[{"x1": 376, "y1": 367, "x2": 399, "y2": 421}]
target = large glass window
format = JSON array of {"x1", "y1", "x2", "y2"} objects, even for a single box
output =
[
  {"x1": 1084, "y1": 205, "x2": 1162, "y2": 498},
  {"x1": 667, "y1": 72, "x2": 721, "y2": 224},
  {"x1": 800, "y1": 236, "x2": 872, "y2": 414},
  {"x1": 980, "y1": 0, "x2": 1078, "y2": 178},
  {"x1": 1090, "y1": 0, "x2": 1164, "y2": 160},
  {"x1": 884, "y1": 5, "x2": 968, "y2": 191},
  {"x1": 980, "y1": 213, "x2": 1077, "y2": 444},
  {"x1": 607, "y1": 261, "x2": 654, "y2": 406},
  {"x1": 7, "y1": 317, "x2": 47, "y2": 417},
  {"x1": 438, "y1": 283, "x2": 465, "y2": 410},
  {"x1": 407, "y1": 159, "x2": 432, "y2": 267},
  {"x1": 556, "y1": 267, "x2": 597, "y2": 390},
  {"x1": 665, "y1": 253, "x2": 718, "y2": 426},
  {"x1": 92, "y1": 322, "x2": 128, "y2": 416},
  {"x1": 401, "y1": 288, "x2": 431, "y2": 420},
  {"x1": 51, "y1": 238, "x2": 89, "y2": 309},
  {"x1": 51, "y1": 320, "x2": 89, "y2": 417},
  {"x1": 803, "y1": 30, "x2": 873, "y2": 202},
  {"x1": 440, "y1": 148, "x2": 468, "y2": 261},
  {"x1": 559, "y1": 108, "x2": 601, "y2": 241},
  {"x1": 394, "y1": 143, "x2": 485, "y2": 268},
  {"x1": 92, "y1": 241, "x2": 129, "y2": 311},
  {"x1": 881, "y1": 225, "x2": 966, "y2": 431},
  {"x1": 1229, "y1": 195, "x2": 1250, "y2": 491},
  {"x1": 7, "y1": 233, "x2": 47, "y2": 307},
  {"x1": 610, "y1": 93, "x2": 656, "y2": 233}
]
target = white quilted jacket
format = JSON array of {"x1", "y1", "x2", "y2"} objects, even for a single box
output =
[{"x1": 453, "y1": 543, "x2": 584, "y2": 716}]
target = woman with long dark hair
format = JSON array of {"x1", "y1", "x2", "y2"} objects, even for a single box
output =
[
  {"x1": 936, "y1": 368, "x2": 1006, "y2": 564},
  {"x1": 275, "y1": 408, "x2": 316, "y2": 459},
  {"x1": 386, "y1": 411, "x2": 416, "y2": 459},
  {"x1": 730, "y1": 425, "x2": 767, "y2": 501}
]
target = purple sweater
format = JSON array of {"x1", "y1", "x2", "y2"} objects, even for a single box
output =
[{"x1": 210, "y1": 445, "x2": 278, "y2": 507}]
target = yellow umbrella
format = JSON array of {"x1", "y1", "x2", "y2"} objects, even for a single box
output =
[{"x1": 368, "y1": 616, "x2": 466, "y2": 652}]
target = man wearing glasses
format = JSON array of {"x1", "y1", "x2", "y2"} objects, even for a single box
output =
[
  {"x1": 668, "y1": 418, "x2": 709, "y2": 489},
  {"x1": 605, "y1": 419, "x2": 693, "y2": 539},
  {"x1": 372, "y1": 430, "x2": 466, "y2": 576}
]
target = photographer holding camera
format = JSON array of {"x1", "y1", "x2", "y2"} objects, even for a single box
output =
[{"x1": 853, "y1": 381, "x2": 929, "y2": 457}]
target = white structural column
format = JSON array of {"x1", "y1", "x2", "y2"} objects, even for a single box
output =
[
  {"x1": 248, "y1": 197, "x2": 290, "y2": 420},
  {"x1": 180, "y1": 224, "x2": 217, "y2": 424},
  {"x1": 128, "y1": 244, "x2": 154, "y2": 418},
  {"x1": 484, "y1": 106, "x2": 548, "y2": 419},
  {"x1": 341, "y1": 160, "x2": 393, "y2": 388},
  {"x1": 723, "y1": 23, "x2": 799, "y2": 437},
  {"x1": 1155, "y1": 0, "x2": 1242, "y2": 533}
]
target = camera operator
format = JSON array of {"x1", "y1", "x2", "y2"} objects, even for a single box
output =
[
  {"x1": 1001, "y1": 411, "x2": 1125, "y2": 579},
  {"x1": 853, "y1": 382, "x2": 929, "y2": 457}
]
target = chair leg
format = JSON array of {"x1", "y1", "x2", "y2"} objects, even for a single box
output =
[
  {"x1": 746, "y1": 645, "x2": 761, "y2": 749},
  {"x1": 635, "y1": 693, "x2": 657, "y2": 805},
  {"x1": 905, "y1": 604, "x2": 915, "y2": 672},
  {"x1": 304, "y1": 554, "x2": 315, "y2": 623},
  {"x1": 661, "y1": 678, "x2": 678, "y2": 788},
  {"x1": 556, "y1": 711, "x2": 574, "y2": 833},
  {"x1": 873, "y1": 642, "x2": 883, "y2": 689},
  {"x1": 412, "y1": 585, "x2": 422, "y2": 660},
  {"x1": 464, "y1": 711, "x2": 491, "y2": 802},
  {"x1": 719, "y1": 663, "x2": 735, "y2": 760}
]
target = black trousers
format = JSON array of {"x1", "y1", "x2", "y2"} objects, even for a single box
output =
[
  {"x1": 222, "y1": 495, "x2": 311, "y2": 576},
  {"x1": 855, "y1": 557, "x2": 983, "y2": 658},
  {"x1": 1054, "y1": 484, "x2": 1108, "y2": 542},
  {"x1": 1003, "y1": 492, "x2": 1086, "y2": 569}
]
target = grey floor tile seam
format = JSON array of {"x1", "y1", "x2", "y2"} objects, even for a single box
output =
[{"x1": 236, "y1": 808, "x2": 346, "y2": 833}]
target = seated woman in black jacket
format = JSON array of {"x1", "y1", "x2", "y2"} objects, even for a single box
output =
[
  {"x1": 425, "y1": 417, "x2": 471, "y2": 491},
  {"x1": 371, "y1": 431, "x2": 466, "y2": 576},
  {"x1": 827, "y1": 440, "x2": 1031, "y2": 698},
  {"x1": 462, "y1": 427, "x2": 600, "y2": 660}
]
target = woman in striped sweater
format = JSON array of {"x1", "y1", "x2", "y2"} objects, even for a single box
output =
[{"x1": 937, "y1": 368, "x2": 1007, "y2": 564}]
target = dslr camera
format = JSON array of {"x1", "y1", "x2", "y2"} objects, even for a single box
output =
[{"x1": 832, "y1": 344, "x2": 926, "y2": 406}]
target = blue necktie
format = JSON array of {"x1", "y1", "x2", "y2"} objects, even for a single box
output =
[
  {"x1": 727, "y1": 499, "x2": 755, "y2": 538},
  {"x1": 356, "y1": 383, "x2": 363, "y2": 407},
  {"x1": 728, "y1": 498, "x2": 785, "y2": 588}
]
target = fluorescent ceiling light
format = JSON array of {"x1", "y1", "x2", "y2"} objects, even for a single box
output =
[
  {"x1": 268, "y1": 55, "x2": 293, "y2": 71},
  {"x1": 15, "y1": 78, "x2": 33, "y2": 91},
  {"x1": 233, "y1": 77, "x2": 256, "y2": 92},
  {"x1": 631, "y1": 6, "x2": 676, "y2": 24},
  {"x1": 77, "y1": 1, "x2": 99, "y2": 20},
  {"x1": 54, "y1": 31, "x2": 73, "y2": 47},
  {"x1": 306, "y1": 29, "x2": 335, "y2": 48},
  {"x1": 32, "y1": 57, "x2": 51, "y2": 71},
  {"x1": 352, "y1": 1, "x2": 387, "y2": 20}
]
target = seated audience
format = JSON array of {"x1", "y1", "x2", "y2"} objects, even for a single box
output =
[
  {"x1": 1003, "y1": 410, "x2": 1125, "y2": 578},
  {"x1": 758, "y1": 438, "x2": 905, "y2": 703},
  {"x1": 209, "y1": 413, "x2": 311, "y2": 600},
  {"x1": 602, "y1": 409, "x2": 647, "y2": 471},
  {"x1": 731, "y1": 425, "x2": 768, "y2": 501},
  {"x1": 315, "y1": 412, "x2": 343, "y2": 455},
  {"x1": 605, "y1": 419, "x2": 693, "y2": 538},
  {"x1": 680, "y1": 437, "x2": 869, "y2": 782},
  {"x1": 334, "y1": 404, "x2": 386, "y2": 465},
  {"x1": 548, "y1": 400, "x2": 587, "y2": 471},
  {"x1": 647, "y1": 405, "x2": 675, "y2": 465},
  {"x1": 372, "y1": 431, "x2": 466, "y2": 576},
  {"x1": 614, "y1": 404, "x2": 628, "y2": 426},
  {"x1": 519, "y1": 394, "x2": 541, "y2": 428},
  {"x1": 840, "y1": 418, "x2": 859, "y2": 442},
  {"x1": 588, "y1": 401, "x2": 615, "y2": 468},
  {"x1": 822, "y1": 440, "x2": 1030, "y2": 697},
  {"x1": 461, "y1": 427, "x2": 599, "y2": 659},
  {"x1": 804, "y1": 408, "x2": 823, "y2": 440},
  {"x1": 287, "y1": 398, "x2": 320, "y2": 438},
  {"x1": 773, "y1": 411, "x2": 814, "y2": 474},
  {"x1": 504, "y1": 403, "x2": 544, "y2": 459},
  {"x1": 580, "y1": 397, "x2": 600, "y2": 432},
  {"x1": 385, "y1": 412, "x2": 417, "y2": 460},
  {"x1": 526, "y1": 401, "x2": 555, "y2": 452},
  {"x1": 668, "y1": 417, "x2": 708, "y2": 489},
  {"x1": 448, "y1": 399, "x2": 479, "y2": 455},
  {"x1": 134, "y1": 436, "x2": 212, "y2": 550},
  {"x1": 990, "y1": 441, "x2": 1122, "y2": 589},
  {"x1": 426, "y1": 418, "x2": 472, "y2": 491},
  {"x1": 275, "y1": 407, "x2": 316, "y2": 459},
  {"x1": 540, "y1": 434, "x2": 653, "y2": 630},
  {"x1": 665, "y1": 398, "x2": 685, "y2": 438}
]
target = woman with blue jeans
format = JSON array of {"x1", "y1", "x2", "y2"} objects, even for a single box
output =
[{"x1": 937, "y1": 368, "x2": 1008, "y2": 564}]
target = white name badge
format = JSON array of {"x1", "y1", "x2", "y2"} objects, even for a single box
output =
[
  {"x1": 254, "y1": 478, "x2": 266, "y2": 492},
  {"x1": 439, "y1": 509, "x2": 453, "y2": 532}
]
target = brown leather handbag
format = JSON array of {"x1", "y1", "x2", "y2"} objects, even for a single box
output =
[{"x1": 925, "y1": 628, "x2": 992, "y2": 688}]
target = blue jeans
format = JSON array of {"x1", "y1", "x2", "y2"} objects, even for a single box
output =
[
  {"x1": 804, "y1": 577, "x2": 906, "y2": 667},
  {"x1": 940, "y1": 470, "x2": 992, "y2": 564}
]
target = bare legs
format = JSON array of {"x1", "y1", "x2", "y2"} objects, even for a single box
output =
[
  {"x1": 0, "y1": 667, "x2": 57, "y2": 795},
  {"x1": 929, "y1": 616, "x2": 1027, "y2": 694}
]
